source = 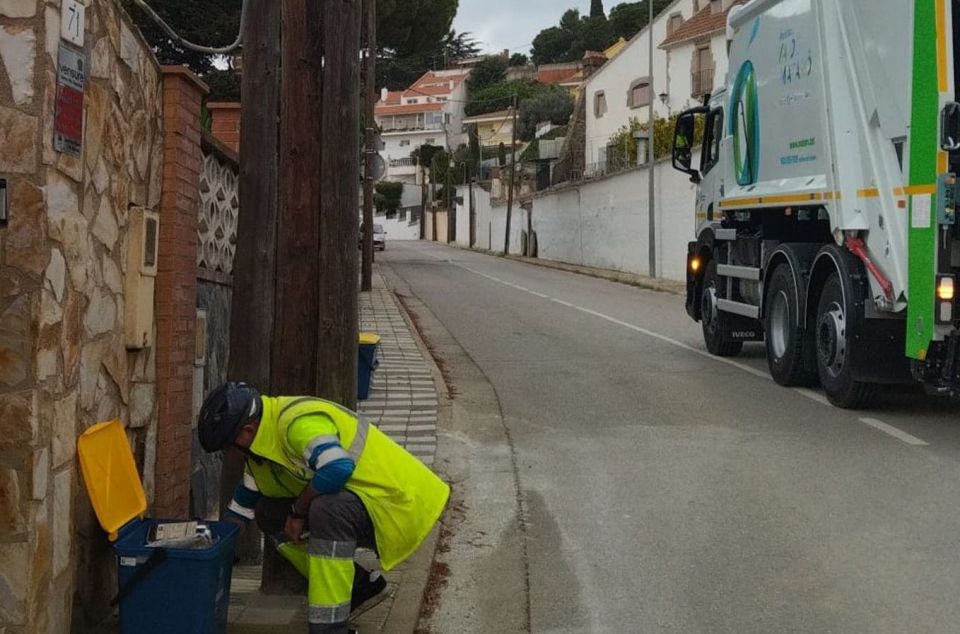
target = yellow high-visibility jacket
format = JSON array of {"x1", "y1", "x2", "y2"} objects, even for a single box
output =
[{"x1": 245, "y1": 396, "x2": 449, "y2": 571}]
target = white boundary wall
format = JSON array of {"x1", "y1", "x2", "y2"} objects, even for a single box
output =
[{"x1": 447, "y1": 156, "x2": 696, "y2": 281}]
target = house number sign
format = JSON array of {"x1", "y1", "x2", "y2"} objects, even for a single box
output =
[{"x1": 60, "y1": 0, "x2": 85, "y2": 47}]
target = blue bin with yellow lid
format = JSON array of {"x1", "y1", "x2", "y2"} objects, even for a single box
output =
[
  {"x1": 78, "y1": 420, "x2": 238, "y2": 634},
  {"x1": 358, "y1": 332, "x2": 381, "y2": 400}
]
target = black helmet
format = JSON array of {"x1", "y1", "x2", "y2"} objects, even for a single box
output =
[{"x1": 198, "y1": 382, "x2": 262, "y2": 452}]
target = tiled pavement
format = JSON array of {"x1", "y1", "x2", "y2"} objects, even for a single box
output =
[{"x1": 229, "y1": 266, "x2": 441, "y2": 633}]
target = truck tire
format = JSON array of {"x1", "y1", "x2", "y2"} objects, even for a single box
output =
[
  {"x1": 815, "y1": 272, "x2": 876, "y2": 408},
  {"x1": 701, "y1": 261, "x2": 743, "y2": 357},
  {"x1": 765, "y1": 264, "x2": 817, "y2": 386}
]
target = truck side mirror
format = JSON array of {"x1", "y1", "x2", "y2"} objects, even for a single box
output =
[
  {"x1": 941, "y1": 103, "x2": 960, "y2": 151},
  {"x1": 673, "y1": 112, "x2": 701, "y2": 183}
]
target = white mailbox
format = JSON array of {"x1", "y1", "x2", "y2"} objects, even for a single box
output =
[{"x1": 124, "y1": 207, "x2": 159, "y2": 349}]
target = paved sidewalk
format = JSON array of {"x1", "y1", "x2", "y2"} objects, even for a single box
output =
[{"x1": 229, "y1": 265, "x2": 441, "y2": 633}]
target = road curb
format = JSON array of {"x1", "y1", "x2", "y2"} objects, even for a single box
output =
[
  {"x1": 439, "y1": 243, "x2": 686, "y2": 296},
  {"x1": 374, "y1": 261, "x2": 453, "y2": 634}
]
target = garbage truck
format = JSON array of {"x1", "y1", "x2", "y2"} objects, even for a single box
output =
[{"x1": 671, "y1": 0, "x2": 960, "y2": 407}]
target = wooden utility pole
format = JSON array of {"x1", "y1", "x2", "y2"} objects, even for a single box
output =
[
  {"x1": 223, "y1": 0, "x2": 362, "y2": 594},
  {"x1": 361, "y1": 0, "x2": 376, "y2": 292},
  {"x1": 224, "y1": 0, "x2": 280, "y2": 566},
  {"x1": 430, "y1": 162, "x2": 437, "y2": 241},
  {"x1": 258, "y1": 0, "x2": 326, "y2": 593},
  {"x1": 446, "y1": 158, "x2": 454, "y2": 243},
  {"x1": 273, "y1": 0, "x2": 323, "y2": 398},
  {"x1": 420, "y1": 159, "x2": 427, "y2": 239},
  {"x1": 504, "y1": 96, "x2": 519, "y2": 254},
  {"x1": 469, "y1": 178, "x2": 476, "y2": 247},
  {"x1": 317, "y1": 0, "x2": 361, "y2": 409}
]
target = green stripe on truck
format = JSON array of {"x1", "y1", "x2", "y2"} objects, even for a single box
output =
[{"x1": 907, "y1": 0, "x2": 939, "y2": 360}]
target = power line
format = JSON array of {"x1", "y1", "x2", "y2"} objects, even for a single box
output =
[{"x1": 130, "y1": 0, "x2": 248, "y2": 55}]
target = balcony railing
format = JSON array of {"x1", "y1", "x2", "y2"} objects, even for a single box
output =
[
  {"x1": 692, "y1": 68, "x2": 715, "y2": 97},
  {"x1": 382, "y1": 124, "x2": 428, "y2": 132},
  {"x1": 389, "y1": 158, "x2": 416, "y2": 168}
]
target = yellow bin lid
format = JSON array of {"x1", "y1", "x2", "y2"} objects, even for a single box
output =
[
  {"x1": 77, "y1": 420, "x2": 147, "y2": 541},
  {"x1": 359, "y1": 332, "x2": 381, "y2": 345}
]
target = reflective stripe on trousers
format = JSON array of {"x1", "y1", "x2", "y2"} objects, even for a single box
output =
[{"x1": 307, "y1": 538, "x2": 358, "y2": 625}]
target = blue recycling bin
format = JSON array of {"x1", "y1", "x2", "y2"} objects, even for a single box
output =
[
  {"x1": 77, "y1": 421, "x2": 241, "y2": 634},
  {"x1": 114, "y1": 519, "x2": 239, "y2": 634},
  {"x1": 358, "y1": 333, "x2": 381, "y2": 400}
]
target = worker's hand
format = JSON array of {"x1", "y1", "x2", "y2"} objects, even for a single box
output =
[{"x1": 284, "y1": 514, "x2": 306, "y2": 543}]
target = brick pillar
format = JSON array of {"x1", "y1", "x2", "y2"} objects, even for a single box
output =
[
  {"x1": 208, "y1": 102, "x2": 241, "y2": 152},
  {"x1": 154, "y1": 66, "x2": 209, "y2": 517}
]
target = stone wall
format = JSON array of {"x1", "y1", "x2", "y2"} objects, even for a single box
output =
[{"x1": 0, "y1": 1, "x2": 164, "y2": 631}]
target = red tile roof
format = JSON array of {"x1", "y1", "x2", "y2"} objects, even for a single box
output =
[
  {"x1": 538, "y1": 67, "x2": 581, "y2": 85},
  {"x1": 375, "y1": 102, "x2": 443, "y2": 116},
  {"x1": 660, "y1": 0, "x2": 744, "y2": 48},
  {"x1": 406, "y1": 85, "x2": 451, "y2": 97},
  {"x1": 381, "y1": 90, "x2": 403, "y2": 105},
  {"x1": 410, "y1": 71, "x2": 469, "y2": 92}
]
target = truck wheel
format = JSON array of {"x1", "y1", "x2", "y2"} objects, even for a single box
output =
[
  {"x1": 701, "y1": 261, "x2": 743, "y2": 357},
  {"x1": 815, "y1": 272, "x2": 876, "y2": 408},
  {"x1": 765, "y1": 265, "x2": 817, "y2": 386}
]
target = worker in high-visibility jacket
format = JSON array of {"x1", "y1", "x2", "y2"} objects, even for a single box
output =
[{"x1": 198, "y1": 382, "x2": 449, "y2": 634}]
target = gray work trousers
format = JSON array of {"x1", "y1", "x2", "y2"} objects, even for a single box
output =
[{"x1": 255, "y1": 490, "x2": 377, "y2": 634}]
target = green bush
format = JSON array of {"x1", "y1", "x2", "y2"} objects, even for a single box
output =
[
  {"x1": 466, "y1": 56, "x2": 508, "y2": 94},
  {"x1": 466, "y1": 81, "x2": 545, "y2": 117},
  {"x1": 517, "y1": 88, "x2": 574, "y2": 142},
  {"x1": 605, "y1": 114, "x2": 705, "y2": 172},
  {"x1": 374, "y1": 181, "x2": 404, "y2": 214}
]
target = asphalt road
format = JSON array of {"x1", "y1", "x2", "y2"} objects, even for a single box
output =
[{"x1": 380, "y1": 241, "x2": 960, "y2": 634}]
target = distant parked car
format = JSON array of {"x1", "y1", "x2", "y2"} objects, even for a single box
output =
[{"x1": 359, "y1": 223, "x2": 387, "y2": 251}]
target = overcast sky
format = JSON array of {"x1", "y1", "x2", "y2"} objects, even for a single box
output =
[{"x1": 453, "y1": 1, "x2": 594, "y2": 56}]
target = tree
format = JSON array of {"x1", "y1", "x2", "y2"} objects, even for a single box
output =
[
  {"x1": 411, "y1": 144, "x2": 445, "y2": 175},
  {"x1": 608, "y1": 0, "x2": 676, "y2": 40},
  {"x1": 465, "y1": 80, "x2": 545, "y2": 117},
  {"x1": 451, "y1": 143, "x2": 475, "y2": 183},
  {"x1": 377, "y1": 0, "x2": 459, "y2": 57},
  {"x1": 122, "y1": 0, "x2": 242, "y2": 75},
  {"x1": 517, "y1": 88, "x2": 574, "y2": 141},
  {"x1": 122, "y1": 0, "x2": 244, "y2": 100},
  {"x1": 590, "y1": 0, "x2": 605, "y2": 17},
  {"x1": 579, "y1": 15, "x2": 614, "y2": 52},
  {"x1": 509, "y1": 52, "x2": 529, "y2": 67},
  {"x1": 531, "y1": 27, "x2": 570, "y2": 66},
  {"x1": 373, "y1": 181, "x2": 404, "y2": 215},
  {"x1": 468, "y1": 124, "x2": 481, "y2": 176},
  {"x1": 376, "y1": 0, "x2": 461, "y2": 89},
  {"x1": 531, "y1": 8, "x2": 617, "y2": 65},
  {"x1": 442, "y1": 30, "x2": 481, "y2": 62},
  {"x1": 467, "y1": 56, "x2": 508, "y2": 94},
  {"x1": 204, "y1": 68, "x2": 241, "y2": 102}
]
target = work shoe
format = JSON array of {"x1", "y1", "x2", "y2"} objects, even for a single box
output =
[{"x1": 351, "y1": 569, "x2": 388, "y2": 617}]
